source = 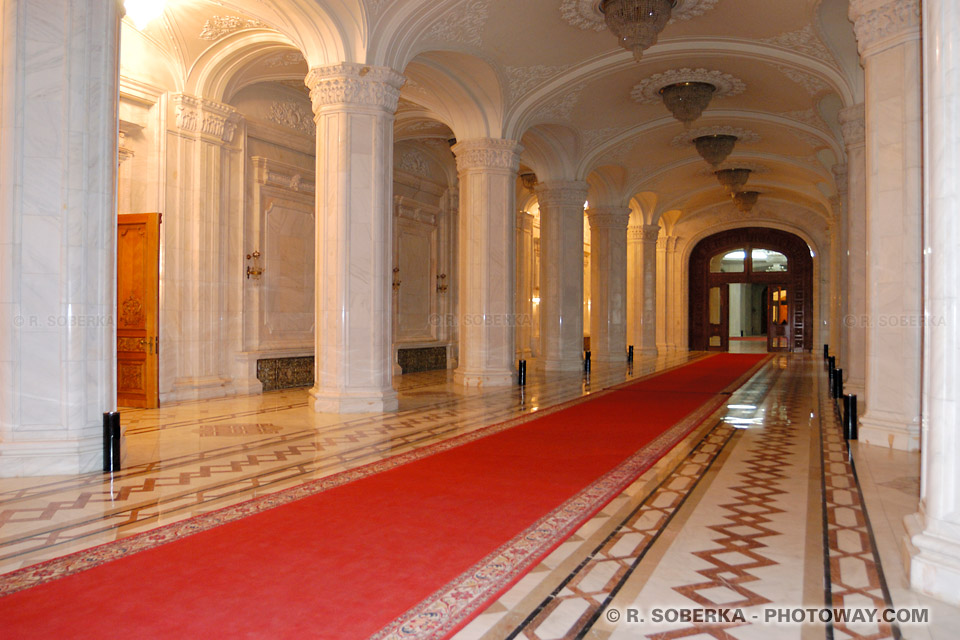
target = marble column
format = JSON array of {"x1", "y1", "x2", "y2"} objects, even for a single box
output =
[
  {"x1": 0, "y1": 0, "x2": 122, "y2": 476},
  {"x1": 656, "y1": 235, "x2": 678, "y2": 352},
  {"x1": 452, "y1": 138, "x2": 523, "y2": 386},
  {"x1": 163, "y1": 94, "x2": 242, "y2": 402},
  {"x1": 536, "y1": 181, "x2": 588, "y2": 371},
  {"x1": 515, "y1": 210, "x2": 535, "y2": 360},
  {"x1": 629, "y1": 224, "x2": 660, "y2": 356},
  {"x1": 849, "y1": 0, "x2": 922, "y2": 451},
  {"x1": 305, "y1": 63, "x2": 403, "y2": 412},
  {"x1": 903, "y1": 0, "x2": 960, "y2": 606},
  {"x1": 838, "y1": 105, "x2": 867, "y2": 398},
  {"x1": 587, "y1": 207, "x2": 630, "y2": 364}
]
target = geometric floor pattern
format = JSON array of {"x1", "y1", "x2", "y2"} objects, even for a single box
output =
[{"x1": 1, "y1": 353, "x2": 956, "y2": 639}]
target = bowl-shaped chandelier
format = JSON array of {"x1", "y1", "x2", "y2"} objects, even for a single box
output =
[
  {"x1": 694, "y1": 134, "x2": 737, "y2": 167},
  {"x1": 732, "y1": 190, "x2": 760, "y2": 213},
  {"x1": 659, "y1": 82, "x2": 716, "y2": 127},
  {"x1": 715, "y1": 168, "x2": 752, "y2": 192},
  {"x1": 600, "y1": 0, "x2": 676, "y2": 62}
]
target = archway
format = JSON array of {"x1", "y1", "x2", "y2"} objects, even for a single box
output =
[{"x1": 688, "y1": 227, "x2": 813, "y2": 352}]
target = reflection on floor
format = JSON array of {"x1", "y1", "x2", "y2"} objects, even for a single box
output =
[
  {"x1": 729, "y1": 336, "x2": 769, "y2": 353},
  {"x1": 0, "y1": 353, "x2": 956, "y2": 638}
]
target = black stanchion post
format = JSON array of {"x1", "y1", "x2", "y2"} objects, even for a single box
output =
[
  {"x1": 827, "y1": 357, "x2": 836, "y2": 397},
  {"x1": 584, "y1": 350, "x2": 591, "y2": 373},
  {"x1": 849, "y1": 395, "x2": 858, "y2": 440},
  {"x1": 823, "y1": 344, "x2": 829, "y2": 359},
  {"x1": 843, "y1": 394, "x2": 852, "y2": 440},
  {"x1": 518, "y1": 359, "x2": 526, "y2": 386},
  {"x1": 103, "y1": 411, "x2": 121, "y2": 473},
  {"x1": 834, "y1": 368, "x2": 843, "y2": 400},
  {"x1": 627, "y1": 345, "x2": 634, "y2": 363}
]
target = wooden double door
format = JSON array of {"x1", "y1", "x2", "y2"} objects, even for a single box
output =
[{"x1": 706, "y1": 282, "x2": 790, "y2": 353}]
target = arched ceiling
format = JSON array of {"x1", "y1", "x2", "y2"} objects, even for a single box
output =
[{"x1": 123, "y1": 0, "x2": 862, "y2": 231}]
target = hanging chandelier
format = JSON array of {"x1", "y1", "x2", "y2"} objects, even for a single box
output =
[
  {"x1": 600, "y1": 0, "x2": 676, "y2": 62},
  {"x1": 694, "y1": 134, "x2": 737, "y2": 167},
  {"x1": 659, "y1": 82, "x2": 716, "y2": 127},
  {"x1": 732, "y1": 190, "x2": 760, "y2": 213},
  {"x1": 715, "y1": 168, "x2": 751, "y2": 192}
]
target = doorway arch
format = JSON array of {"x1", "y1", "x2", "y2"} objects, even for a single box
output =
[{"x1": 688, "y1": 227, "x2": 814, "y2": 352}]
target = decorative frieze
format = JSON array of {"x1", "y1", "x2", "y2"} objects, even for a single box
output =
[
  {"x1": 267, "y1": 100, "x2": 316, "y2": 137},
  {"x1": 398, "y1": 150, "x2": 430, "y2": 177},
  {"x1": 251, "y1": 156, "x2": 316, "y2": 196},
  {"x1": 761, "y1": 25, "x2": 835, "y2": 64},
  {"x1": 452, "y1": 138, "x2": 523, "y2": 173},
  {"x1": 838, "y1": 104, "x2": 866, "y2": 148},
  {"x1": 199, "y1": 15, "x2": 265, "y2": 41},
  {"x1": 305, "y1": 63, "x2": 405, "y2": 114},
  {"x1": 849, "y1": 0, "x2": 920, "y2": 56},
  {"x1": 172, "y1": 94, "x2": 242, "y2": 143}
]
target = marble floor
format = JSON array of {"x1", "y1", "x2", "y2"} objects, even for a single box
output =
[{"x1": 0, "y1": 353, "x2": 956, "y2": 639}]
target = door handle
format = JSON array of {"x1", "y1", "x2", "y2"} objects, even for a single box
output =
[{"x1": 139, "y1": 338, "x2": 153, "y2": 355}]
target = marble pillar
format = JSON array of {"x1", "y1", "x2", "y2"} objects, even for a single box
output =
[
  {"x1": 656, "y1": 235, "x2": 679, "y2": 352},
  {"x1": 839, "y1": 105, "x2": 867, "y2": 399},
  {"x1": 306, "y1": 63, "x2": 403, "y2": 412},
  {"x1": 536, "y1": 181, "x2": 588, "y2": 371},
  {"x1": 850, "y1": 0, "x2": 922, "y2": 451},
  {"x1": 587, "y1": 207, "x2": 630, "y2": 364},
  {"x1": 0, "y1": 0, "x2": 122, "y2": 476},
  {"x1": 452, "y1": 138, "x2": 523, "y2": 386},
  {"x1": 629, "y1": 224, "x2": 660, "y2": 356},
  {"x1": 902, "y1": 0, "x2": 960, "y2": 606},
  {"x1": 163, "y1": 94, "x2": 242, "y2": 402},
  {"x1": 515, "y1": 211, "x2": 535, "y2": 360}
]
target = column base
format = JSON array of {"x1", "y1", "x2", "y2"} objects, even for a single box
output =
[
  {"x1": 858, "y1": 410, "x2": 920, "y2": 451},
  {"x1": 0, "y1": 433, "x2": 108, "y2": 477},
  {"x1": 454, "y1": 368, "x2": 515, "y2": 387},
  {"x1": 639, "y1": 347, "x2": 659, "y2": 357},
  {"x1": 166, "y1": 376, "x2": 232, "y2": 402},
  {"x1": 904, "y1": 512, "x2": 960, "y2": 606},
  {"x1": 310, "y1": 386, "x2": 399, "y2": 413},
  {"x1": 592, "y1": 351, "x2": 627, "y2": 365}
]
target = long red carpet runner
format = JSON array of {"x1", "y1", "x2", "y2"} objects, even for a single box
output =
[{"x1": 0, "y1": 354, "x2": 766, "y2": 639}]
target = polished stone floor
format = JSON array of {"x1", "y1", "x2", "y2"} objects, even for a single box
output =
[{"x1": 0, "y1": 353, "x2": 956, "y2": 639}]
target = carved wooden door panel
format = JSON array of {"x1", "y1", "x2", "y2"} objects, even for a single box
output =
[
  {"x1": 117, "y1": 213, "x2": 160, "y2": 408},
  {"x1": 767, "y1": 284, "x2": 790, "y2": 352}
]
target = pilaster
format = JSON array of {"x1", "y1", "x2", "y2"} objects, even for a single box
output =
[{"x1": 629, "y1": 224, "x2": 660, "y2": 356}]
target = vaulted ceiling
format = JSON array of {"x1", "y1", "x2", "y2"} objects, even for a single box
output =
[{"x1": 122, "y1": 0, "x2": 861, "y2": 231}]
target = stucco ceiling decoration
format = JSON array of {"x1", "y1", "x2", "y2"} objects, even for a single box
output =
[
  {"x1": 631, "y1": 68, "x2": 746, "y2": 105},
  {"x1": 199, "y1": 16, "x2": 266, "y2": 41},
  {"x1": 505, "y1": 65, "x2": 572, "y2": 102},
  {"x1": 264, "y1": 51, "x2": 305, "y2": 68},
  {"x1": 530, "y1": 83, "x2": 586, "y2": 124},
  {"x1": 559, "y1": 0, "x2": 719, "y2": 31},
  {"x1": 775, "y1": 65, "x2": 830, "y2": 96},
  {"x1": 759, "y1": 25, "x2": 835, "y2": 65},
  {"x1": 779, "y1": 108, "x2": 830, "y2": 132},
  {"x1": 424, "y1": 0, "x2": 490, "y2": 47},
  {"x1": 671, "y1": 126, "x2": 761, "y2": 148},
  {"x1": 278, "y1": 79, "x2": 309, "y2": 95}
]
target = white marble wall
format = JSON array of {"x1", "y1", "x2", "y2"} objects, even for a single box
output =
[
  {"x1": 839, "y1": 105, "x2": 867, "y2": 398},
  {"x1": 0, "y1": 0, "x2": 122, "y2": 476},
  {"x1": 452, "y1": 138, "x2": 522, "y2": 386},
  {"x1": 537, "y1": 182, "x2": 588, "y2": 371},
  {"x1": 903, "y1": 0, "x2": 960, "y2": 606},
  {"x1": 587, "y1": 207, "x2": 630, "y2": 364},
  {"x1": 306, "y1": 63, "x2": 402, "y2": 411},
  {"x1": 629, "y1": 224, "x2": 660, "y2": 356},
  {"x1": 850, "y1": 0, "x2": 923, "y2": 451}
]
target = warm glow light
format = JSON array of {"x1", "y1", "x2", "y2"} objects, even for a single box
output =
[
  {"x1": 532, "y1": 296, "x2": 541, "y2": 305},
  {"x1": 124, "y1": 0, "x2": 165, "y2": 30}
]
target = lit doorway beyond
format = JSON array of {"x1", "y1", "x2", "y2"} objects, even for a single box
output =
[{"x1": 728, "y1": 283, "x2": 768, "y2": 353}]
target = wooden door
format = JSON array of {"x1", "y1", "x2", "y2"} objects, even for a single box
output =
[
  {"x1": 707, "y1": 285, "x2": 729, "y2": 351},
  {"x1": 117, "y1": 213, "x2": 160, "y2": 408},
  {"x1": 767, "y1": 284, "x2": 790, "y2": 352}
]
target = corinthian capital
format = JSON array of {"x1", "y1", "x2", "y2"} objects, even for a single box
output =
[
  {"x1": 849, "y1": 0, "x2": 920, "y2": 57},
  {"x1": 452, "y1": 138, "x2": 523, "y2": 173},
  {"x1": 305, "y1": 63, "x2": 405, "y2": 114},
  {"x1": 535, "y1": 180, "x2": 589, "y2": 209},
  {"x1": 586, "y1": 206, "x2": 630, "y2": 230},
  {"x1": 838, "y1": 104, "x2": 865, "y2": 148}
]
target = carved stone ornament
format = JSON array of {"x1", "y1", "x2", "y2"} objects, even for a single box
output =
[
  {"x1": 305, "y1": 63, "x2": 405, "y2": 113},
  {"x1": 849, "y1": 0, "x2": 920, "y2": 55},
  {"x1": 534, "y1": 181, "x2": 589, "y2": 208},
  {"x1": 560, "y1": 0, "x2": 719, "y2": 31},
  {"x1": 838, "y1": 104, "x2": 866, "y2": 147},
  {"x1": 672, "y1": 126, "x2": 761, "y2": 148},
  {"x1": 198, "y1": 16, "x2": 265, "y2": 41},
  {"x1": 586, "y1": 207, "x2": 631, "y2": 229},
  {"x1": 398, "y1": 150, "x2": 430, "y2": 177},
  {"x1": 452, "y1": 138, "x2": 523, "y2": 172},
  {"x1": 172, "y1": 94, "x2": 242, "y2": 143},
  {"x1": 631, "y1": 68, "x2": 746, "y2": 105},
  {"x1": 629, "y1": 224, "x2": 661, "y2": 242},
  {"x1": 425, "y1": 0, "x2": 489, "y2": 47},
  {"x1": 267, "y1": 100, "x2": 316, "y2": 138}
]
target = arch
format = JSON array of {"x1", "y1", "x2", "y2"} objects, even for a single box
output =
[{"x1": 687, "y1": 227, "x2": 815, "y2": 352}]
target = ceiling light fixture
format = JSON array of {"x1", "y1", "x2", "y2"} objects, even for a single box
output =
[
  {"x1": 694, "y1": 134, "x2": 737, "y2": 167},
  {"x1": 600, "y1": 0, "x2": 676, "y2": 62},
  {"x1": 732, "y1": 190, "x2": 760, "y2": 213},
  {"x1": 659, "y1": 82, "x2": 716, "y2": 127},
  {"x1": 715, "y1": 168, "x2": 751, "y2": 192},
  {"x1": 124, "y1": 0, "x2": 166, "y2": 30}
]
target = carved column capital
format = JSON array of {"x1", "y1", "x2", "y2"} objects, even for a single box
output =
[
  {"x1": 171, "y1": 94, "x2": 242, "y2": 144},
  {"x1": 305, "y1": 63, "x2": 405, "y2": 115},
  {"x1": 838, "y1": 103, "x2": 866, "y2": 149},
  {"x1": 586, "y1": 206, "x2": 630, "y2": 231},
  {"x1": 452, "y1": 138, "x2": 523, "y2": 173},
  {"x1": 534, "y1": 180, "x2": 589, "y2": 209},
  {"x1": 629, "y1": 224, "x2": 660, "y2": 243},
  {"x1": 832, "y1": 163, "x2": 849, "y2": 198},
  {"x1": 849, "y1": 0, "x2": 920, "y2": 57}
]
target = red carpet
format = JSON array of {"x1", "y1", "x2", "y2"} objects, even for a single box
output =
[{"x1": 0, "y1": 354, "x2": 766, "y2": 639}]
